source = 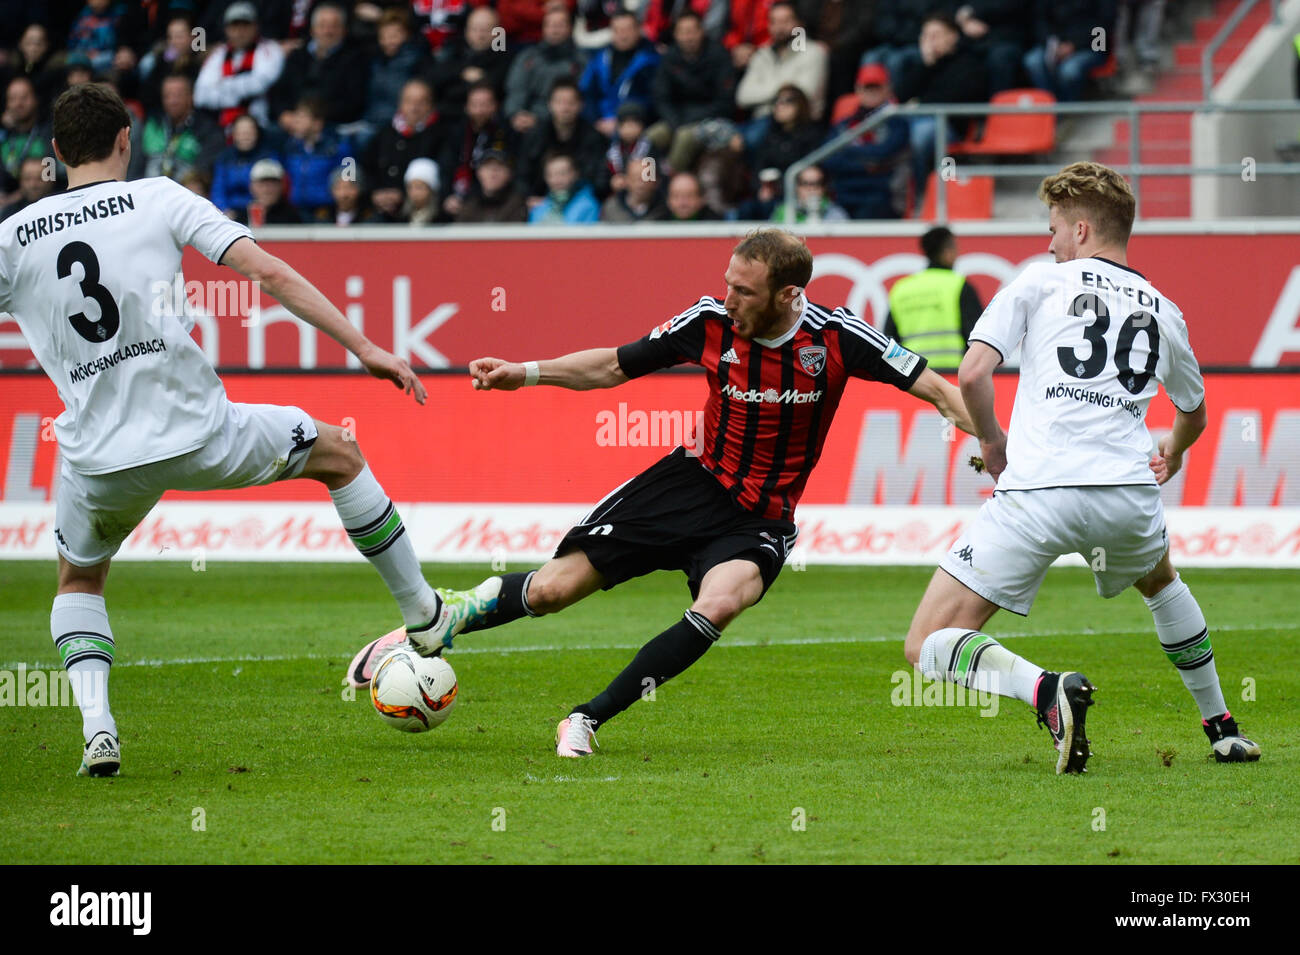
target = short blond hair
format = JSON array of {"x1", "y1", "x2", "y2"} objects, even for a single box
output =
[
  {"x1": 732, "y1": 229, "x2": 812, "y2": 294},
  {"x1": 1038, "y1": 161, "x2": 1136, "y2": 245}
]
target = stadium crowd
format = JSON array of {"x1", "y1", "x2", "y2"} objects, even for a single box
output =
[{"x1": 0, "y1": 0, "x2": 1126, "y2": 226}]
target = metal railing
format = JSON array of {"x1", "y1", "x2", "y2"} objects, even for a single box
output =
[
  {"x1": 1203, "y1": 0, "x2": 1282, "y2": 101},
  {"x1": 783, "y1": 97, "x2": 1300, "y2": 224}
]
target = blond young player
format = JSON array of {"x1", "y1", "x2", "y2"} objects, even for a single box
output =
[
  {"x1": 903, "y1": 162, "x2": 1260, "y2": 774},
  {"x1": 0, "y1": 84, "x2": 444, "y2": 777}
]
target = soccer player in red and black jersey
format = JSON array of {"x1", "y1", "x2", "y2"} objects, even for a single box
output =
[{"x1": 348, "y1": 229, "x2": 975, "y2": 755}]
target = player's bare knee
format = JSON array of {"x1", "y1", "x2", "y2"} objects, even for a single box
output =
[
  {"x1": 305, "y1": 424, "x2": 364, "y2": 486},
  {"x1": 691, "y1": 594, "x2": 744, "y2": 629},
  {"x1": 57, "y1": 557, "x2": 109, "y2": 595},
  {"x1": 526, "y1": 572, "x2": 574, "y2": 615}
]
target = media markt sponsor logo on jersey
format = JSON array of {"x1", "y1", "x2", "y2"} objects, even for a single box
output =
[
  {"x1": 50, "y1": 885, "x2": 151, "y2": 935},
  {"x1": 720, "y1": 383, "x2": 824, "y2": 404}
]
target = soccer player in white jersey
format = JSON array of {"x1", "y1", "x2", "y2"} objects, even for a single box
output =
[
  {"x1": 0, "y1": 84, "x2": 446, "y2": 777},
  {"x1": 903, "y1": 161, "x2": 1260, "y2": 774}
]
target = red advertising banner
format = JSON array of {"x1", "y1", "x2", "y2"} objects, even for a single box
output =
[
  {"x1": 2, "y1": 372, "x2": 1298, "y2": 508},
  {"x1": 3, "y1": 232, "x2": 1300, "y2": 370}
]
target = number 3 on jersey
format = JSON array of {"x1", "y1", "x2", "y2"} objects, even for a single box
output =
[
  {"x1": 57, "y1": 241, "x2": 120, "y2": 343},
  {"x1": 1056, "y1": 292, "x2": 1160, "y2": 395}
]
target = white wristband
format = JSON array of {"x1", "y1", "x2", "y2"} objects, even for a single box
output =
[{"x1": 523, "y1": 361, "x2": 540, "y2": 386}]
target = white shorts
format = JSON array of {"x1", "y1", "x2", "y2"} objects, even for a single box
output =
[
  {"x1": 55, "y1": 402, "x2": 319, "y2": 566},
  {"x1": 940, "y1": 485, "x2": 1169, "y2": 616}
]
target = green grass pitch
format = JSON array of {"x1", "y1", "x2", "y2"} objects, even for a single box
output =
[{"x1": 1, "y1": 561, "x2": 1295, "y2": 864}]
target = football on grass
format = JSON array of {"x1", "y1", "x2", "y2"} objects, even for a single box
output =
[{"x1": 370, "y1": 646, "x2": 458, "y2": 732}]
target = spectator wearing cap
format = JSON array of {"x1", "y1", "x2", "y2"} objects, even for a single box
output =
[
  {"x1": 456, "y1": 149, "x2": 529, "y2": 222},
  {"x1": 884, "y1": 225, "x2": 983, "y2": 370},
  {"x1": 503, "y1": 5, "x2": 588, "y2": 135},
  {"x1": 440, "y1": 80, "x2": 518, "y2": 218},
  {"x1": 137, "y1": 13, "x2": 204, "y2": 115},
  {"x1": 1023, "y1": 0, "x2": 1117, "y2": 102},
  {"x1": 753, "y1": 84, "x2": 824, "y2": 177},
  {"x1": 211, "y1": 113, "x2": 279, "y2": 219},
  {"x1": 579, "y1": 10, "x2": 660, "y2": 138},
  {"x1": 894, "y1": 13, "x2": 989, "y2": 199},
  {"x1": 819, "y1": 62, "x2": 910, "y2": 219},
  {"x1": 364, "y1": 78, "x2": 446, "y2": 220},
  {"x1": 516, "y1": 77, "x2": 607, "y2": 200},
  {"x1": 604, "y1": 102, "x2": 659, "y2": 195},
  {"x1": 270, "y1": 2, "x2": 369, "y2": 133},
  {"x1": 403, "y1": 156, "x2": 444, "y2": 225},
  {"x1": 665, "y1": 171, "x2": 719, "y2": 221},
  {"x1": 194, "y1": 2, "x2": 286, "y2": 133},
  {"x1": 736, "y1": 2, "x2": 829, "y2": 152},
  {"x1": 1, "y1": 76, "x2": 50, "y2": 199},
  {"x1": 647, "y1": 10, "x2": 734, "y2": 173},
  {"x1": 282, "y1": 96, "x2": 355, "y2": 221},
  {"x1": 528, "y1": 150, "x2": 600, "y2": 223},
  {"x1": 128, "y1": 73, "x2": 224, "y2": 182},
  {"x1": 770, "y1": 162, "x2": 849, "y2": 223},
  {"x1": 238, "y1": 158, "x2": 304, "y2": 225},
  {"x1": 642, "y1": 0, "x2": 730, "y2": 47},
  {"x1": 63, "y1": 53, "x2": 97, "y2": 89},
  {"x1": 360, "y1": 8, "x2": 432, "y2": 151},
  {"x1": 954, "y1": 1, "x2": 1034, "y2": 95},
  {"x1": 427, "y1": 6, "x2": 512, "y2": 122},
  {"x1": 601, "y1": 154, "x2": 669, "y2": 222}
]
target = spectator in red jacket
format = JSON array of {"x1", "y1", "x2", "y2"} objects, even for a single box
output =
[
  {"x1": 499, "y1": 0, "x2": 577, "y2": 47},
  {"x1": 725, "y1": 0, "x2": 777, "y2": 69}
]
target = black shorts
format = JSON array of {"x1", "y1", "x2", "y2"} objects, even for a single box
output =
[{"x1": 556, "y1": 447, "x2": 799, "y2": 600}]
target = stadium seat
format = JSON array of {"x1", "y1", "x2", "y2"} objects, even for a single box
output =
[
  {"x1": 918, "y1": 172, "x2": 994, "y2": 220},
  {"x1": 947, "y1": 89, "x2": 1056, "y2": 156}
]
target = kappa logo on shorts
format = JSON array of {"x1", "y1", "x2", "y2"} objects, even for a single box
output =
[
  {"x1": 291, "y1": 423, "x2": 306, "y2": 445},
  {"x1": 798, "y1": 345, "x2": 826, "y2": 376},
  {"x1": 55, "y1": 527, "x2": 69, "y2": 549},
  {"x1": 955, "y1": 545, "x2": 974, "y2": 564}
]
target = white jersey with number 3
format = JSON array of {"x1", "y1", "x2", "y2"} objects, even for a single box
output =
[
  {"x1": 0, "y1": 177, "x2": 251, "y2": 474},
  {"x1": 969, "y1": 256, "x2": 1204, "y2": 491}
]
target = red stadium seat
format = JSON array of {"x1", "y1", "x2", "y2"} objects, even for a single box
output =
[
  {"x1": 918, "y1": 172, "x2": 994, "y2": 220},
  {"x1": 948, "y1": 89, "x2": 1056, "y2": 156}
]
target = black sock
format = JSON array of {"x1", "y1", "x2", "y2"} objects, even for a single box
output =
[
  {"x1": 461, "y1": 571, "x2": 538, "y2": 633},
  {"x1": 575, "y1": 610, "x2": 720, "y2": 726}
]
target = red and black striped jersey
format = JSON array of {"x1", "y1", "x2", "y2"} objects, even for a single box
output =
[{"x1": 617, "y1": 295, "x2": 928, "y2": 520}]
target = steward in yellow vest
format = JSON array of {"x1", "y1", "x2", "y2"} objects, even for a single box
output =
[{"x1": 885, "y1": 226, "x2": 983, "y2": 371}]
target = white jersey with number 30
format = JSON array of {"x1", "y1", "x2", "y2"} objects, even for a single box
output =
[
  {"x1": 0, "y1": 176, "x2": 251, "y2": 474},
  {"x1": 969, "y1": 256, "x2": 1204, "y2": 491}
]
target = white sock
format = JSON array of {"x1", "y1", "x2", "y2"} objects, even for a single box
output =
[
  {"x1": 919, "y1": 626, "x2": 1043, "y2": 705},
  {"x1": 1144, "y1": 575, "x2": 1227, "y2": 720},
  {"x1": 330, "y1": 465, "x2": 439, "y2": 628},
  {"x1": 51, "y1": 593, "x2": 117, "y2": 743}
]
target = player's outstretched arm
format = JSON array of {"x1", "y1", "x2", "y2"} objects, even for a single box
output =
[
  {"x1": 1150, "y1": 400, "x2": 1208, "y2": 485},
  {"x1": 956, "y1": 342, "x2": 1007, "y2": 480},
  {"x1": 470, "y1": 348, "x2": 628, "y2": 392},
  {"x1": 908, "y1": 367, "x2": 976, "y2": 437},
  {"x1": 220, "y1": 237, "x2": 426, "y2": 405}
]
